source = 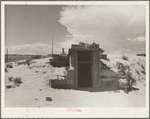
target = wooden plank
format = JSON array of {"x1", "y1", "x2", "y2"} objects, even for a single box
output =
[
  {"x1": 78, "y1": 61, "x2": 91, "y2": 64},
  {"x1": 93, "y1": 50, "x2": 100, "y2": 88},
  {"x1": 72, "y1": 49, "x2": 77, "y2": 88},
  {"x1": 66, "y1": 70, "x2": 74, "y2": 85},
  {"x1": 91, "y1": 52, "x2": 94, "y2": 87}
]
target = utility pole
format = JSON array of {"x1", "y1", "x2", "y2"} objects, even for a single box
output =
[
  {"x1": 7, "y1": 48, "x2": 8, "y2": 62},
  {"x1": 52, "y1": 37, "x2": 53, "y2": 56}
]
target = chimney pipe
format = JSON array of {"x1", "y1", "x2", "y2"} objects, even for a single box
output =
[{"x1": 62, "y1": 48, "x2": 64, "y2": 54}]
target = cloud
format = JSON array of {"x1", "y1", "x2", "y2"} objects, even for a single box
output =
[
  {"x1": 127, "y1": 36, "x2": 145, "y2": 42},
  {"x1": 58, "y1": 5, "x2": 146, "y2": 54},
  {"x1": 127, "y1": 38, "x2": 131, "y2": 41},
  {"x1": 65, "y1": 35, "x2": 73, "y2": 38},
  {"x1": 109, "y1": 48, "x2": 132, "y2": 55},
  {"x1": 133, "y1": 36, "x2": 145, "y2": 42},
  {"x1": 7, "y1": 6, "x2": 146, "y2": 55},
  {"x1": 7, "y1": 43, "x2": 62, "y2": 55}
]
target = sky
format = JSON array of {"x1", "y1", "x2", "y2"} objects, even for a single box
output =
[{"x1": 5, "y1": 5, "x2": 146, "y2": 55}]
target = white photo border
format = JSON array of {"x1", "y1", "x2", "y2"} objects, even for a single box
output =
[{"x1": 1, "y1": 1, "x2": 149, "y2": 118}]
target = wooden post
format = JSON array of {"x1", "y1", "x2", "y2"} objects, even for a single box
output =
[
  {"x1": 7, "y1": 48, "x2": 8, "y2": 62},
  {"x1": 52, "y1": 37, "x2": 53, "y2": 56}
]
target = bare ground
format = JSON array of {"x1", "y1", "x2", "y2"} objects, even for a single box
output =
[{"x1": 5, "y1": 59, "x2": 146, "y2": 107}]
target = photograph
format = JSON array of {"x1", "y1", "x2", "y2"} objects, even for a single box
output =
[{"x1": 1, "y1": 1, "x2": 149, "y2": 118}]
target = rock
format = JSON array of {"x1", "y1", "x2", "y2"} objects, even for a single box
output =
[{"x1": 46, "y1": 97, "x2": 52, "y2": 102}]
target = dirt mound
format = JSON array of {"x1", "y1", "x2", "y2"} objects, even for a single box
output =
[{"x1": 101, "y1": 55, "x2": 146, "y2": 83}]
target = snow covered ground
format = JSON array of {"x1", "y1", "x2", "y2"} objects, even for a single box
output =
[
  {"x1": 5, "y1": 56, "x2": 146, "y2": 107},
  {"x1": 103, "y1": 54, "x2": 146, "y2": 81}
]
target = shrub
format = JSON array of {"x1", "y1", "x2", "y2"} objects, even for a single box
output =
[
  {"x1": 31, "y1": 61, "x2": 36, "y2": 64},
  {"x1": 129, "y1": 72, "x2": 137, "y2": 84},
  {"x1": 5, "y1": 67, "x2": 8, "y2": 72},
  {"x1": 136, "y1": 69, "x2": 140, "y2": 75},
  {"x1": 141, "y1": 69, "x2": 146, "y2": 74},
  {"x1": 6, "y1": 85, "x2": 12, "y2": 89},
  {"x1": 141, "y1": 64, "x2": 145, "y2": 69},
  {"x1": 122, "y1": 55, "x2": 128, "y2": 61},
  {"x1": 137, "y1": 62, "x2": 140, "y2": 65},
  {"x1": 141, "y1": 64, "x2": 146, "y2": 74},
  {"x1": 14, "y1": 77, "x2": 22, "y2": 84},
  {"x1": 131, "y1": 77, "x2": 137, "y2": 85},
  {"x1": 8, "y1": 76, "x2": 14, "y2": 81},
  {"x1": 6, "y1": 63, "x2": 13, "y2": 68},
  {"x1": 9, "y1": 65, "x2": 13, "y2": 68},
  {"x1": 26, "y1": 60, "x2": 31, "y2": 67}
]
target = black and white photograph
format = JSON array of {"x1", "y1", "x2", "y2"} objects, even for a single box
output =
[{"x1": 1, "y1": 1, "x2": 149, "y2": 118}]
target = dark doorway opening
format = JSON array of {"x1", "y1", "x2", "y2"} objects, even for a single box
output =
[
  {"x1": 77, "y1": 51, "x2": 92, "y2": 88},
  {"x1": 78, "y1": 51, "x2": 91, "y2": 62}
]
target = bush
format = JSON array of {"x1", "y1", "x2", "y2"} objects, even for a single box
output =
[
  {"x1": 122, "y1": 55, "x2": 128, "y2": 61},
  {"x1": 5, "y1": 67, "x2": 8, "y2": 72},
  {"x1": 9, "y1": 65, "x2": 13, "y2": 68},
  {"x1": 6, "y1": 85, "x2": 12, "y2": 89},
  {"x1": 14, "y1": 77, "x2": 22, "y2": 84},
  {"x1": 26, "y1": 60, "x2": 31, "y2": 67},
  {"x1": 141, "y1": 69, "x2": 146, "y2": 74},
  {"x1": 31, "y1": 61, "x2": 36, "y2": 64},
  {"x1": 140, "y1": 64, "x2": 146, "y2": 74},
  {"x1": 136, "y1": 69, "x2": 140, "y2": 75},
  {"x1": 8, "y1": 76, "x2": 14, "y2": 81},
  {"x1": 6, "y1": 63, "x2": 13, "y2": 68},
  {"x1": 137, "y1": 61, "x2": 140, "y2": 65},
  {"x1": 141, "y1": 64, "x2": 145, "y2": 69}
]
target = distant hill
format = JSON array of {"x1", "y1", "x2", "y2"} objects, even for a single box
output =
[
  {"x1": 137, "y1": 54, "x2": 146, "y2": 57},
  {"x1": 5, "y1": 54, "x2": 49, "y2": 63}
]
